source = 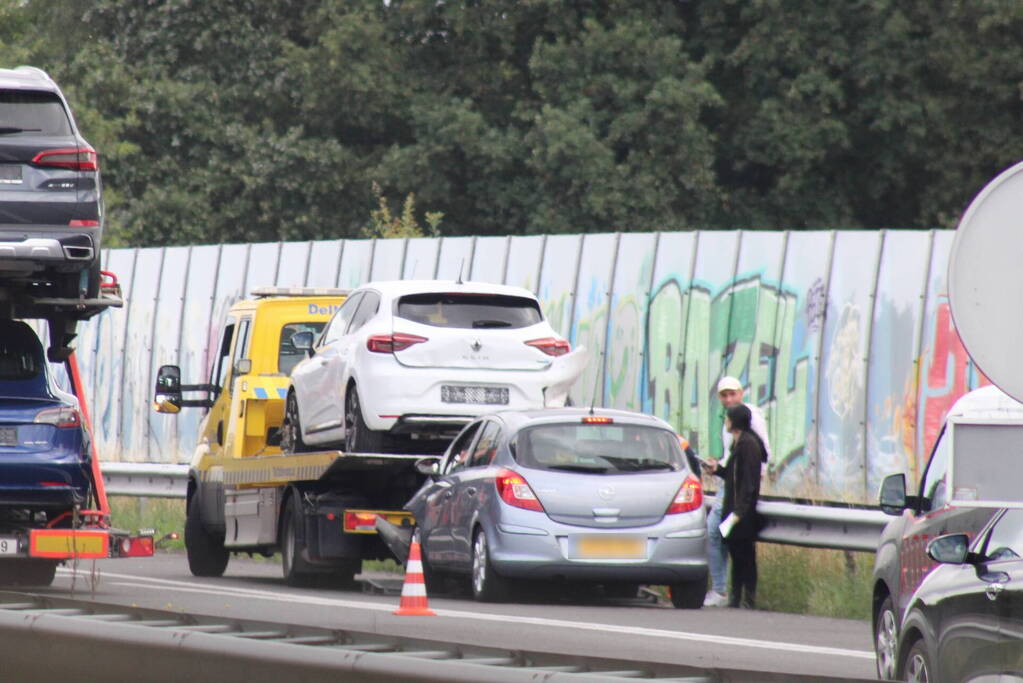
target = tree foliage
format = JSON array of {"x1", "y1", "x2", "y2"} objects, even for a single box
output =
[{"x1": 1, "y1": 0, "x2": 1021, "y2": 246}]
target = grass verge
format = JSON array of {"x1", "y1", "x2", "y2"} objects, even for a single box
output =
[{"x1": 757, "y1": 543, "x2": 872, "y2": 620}]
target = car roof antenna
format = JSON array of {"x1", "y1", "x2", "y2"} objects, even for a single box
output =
[
  {"x1": 455, "y1": 259, "x2": 465, "y2": 285},
  {"x1": 588, "y1": 345, "x2": 602, "y2": 415}
]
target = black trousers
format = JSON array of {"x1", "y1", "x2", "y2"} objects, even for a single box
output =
[{"x1": 725, "y1": 537, "x2": 757, "y2": 607}]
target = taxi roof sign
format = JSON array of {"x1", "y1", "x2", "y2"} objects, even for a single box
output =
[{"x1": 250, "y1": 286, "x2": 350, "y2": 298}]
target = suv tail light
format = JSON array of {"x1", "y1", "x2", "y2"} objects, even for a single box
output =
[
  {"x1": 32, "y1": 147, "x2": 98, "y2": 172},
  {"x1": 367, "y1": 333, "x2": 428, "y2": 353},
  {"x1": 34, "y1": 406, "x2": 81, "y2": 429},
  {"x1": 69, "y1": 219, "x2": 100, "y2": 227},
  {"x1": 495, "y1": 468, "x2": 544, "y2": 512},
  {"x1": 666, "y1": 475, "x2": 703, "y2": 514},
  {"x1": 525, "y1": 337, "x2": 571, "y2": 357}
]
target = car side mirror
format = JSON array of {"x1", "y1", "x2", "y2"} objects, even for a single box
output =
[
  {"x1": 233, "y1": 358, "x2": 252, "y2": 376},
  {"x1": 291, "y1": 331, "x2": 314, "y2": 356},
  {"x1": 415, "y1": 457, "x2": 441, "y2": 477},
  {"x1": 154, "y1": 364, "x2": 182, "y2": 409},
  {"x1": 928, "y1": 533, "x2": 970, "y2": 565},
  {"x1": 879, "y1": 473, "x2": 907, "y2": 516}
]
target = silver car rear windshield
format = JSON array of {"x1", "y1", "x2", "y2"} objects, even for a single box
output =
[
  {"x1": 397, "y1": 293, "x2": 543, "y2": 329},
  {"x1": 0, "y1": 90, "x2": 73, "y2": 136},
  {"x1": 514, "y1": 423, "x2": 683, "y2": 474}
]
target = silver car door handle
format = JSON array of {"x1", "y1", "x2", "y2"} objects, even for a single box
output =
[{"x1": 986, "y1": 583, "x2": 1005, "y2": 601}]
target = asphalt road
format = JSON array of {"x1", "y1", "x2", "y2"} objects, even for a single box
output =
[{"x1": 41, "y1": 552, "x2": 877, "y2": 680}]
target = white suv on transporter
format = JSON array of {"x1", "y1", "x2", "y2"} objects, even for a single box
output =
[{"x1": 281, "y1": 280, "x2": 587, "y2": 453}]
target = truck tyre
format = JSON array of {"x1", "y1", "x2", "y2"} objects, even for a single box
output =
[
  {"x1": 280, "y1": 393, "x2": 307, "y2": 454},
  {"x1": 669, "y1": 579, "x2": 706, "y2": 609},
  {"x1": 281, "y1": 494, "x2": 315, "y2": 587},
  {"x1": 471, "y1": 528, "x2": 510, "y2": 602},
  {"x1": 344, "y1": 387, "x2": 385, "y2": 453},
  {"x1": 185, "y1": 495, "x2": 229, "y2": 577}
]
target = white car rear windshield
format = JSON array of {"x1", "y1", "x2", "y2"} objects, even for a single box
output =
[
  {"x1": 0, "y1": 90, "x2": 72, "y2": 136},
  {"x1": 514, "y1": 423, "x2": 683, "y2": 474},
  {"x1": 397, "y1": 293, "x2": 542, "y2": 329}
]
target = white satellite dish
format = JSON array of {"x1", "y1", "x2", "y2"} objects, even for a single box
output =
[{"x1": 948, "y1": 160, "x2": 1023, "y2": 403}]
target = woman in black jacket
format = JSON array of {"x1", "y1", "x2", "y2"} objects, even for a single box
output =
[{"x1": 702, "y1": 403, "x2": 765, "y2": 608}]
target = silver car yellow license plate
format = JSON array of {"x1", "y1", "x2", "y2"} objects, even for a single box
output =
[{"x1": 570, "y1": 535, "x2": 646, "y2": 560}]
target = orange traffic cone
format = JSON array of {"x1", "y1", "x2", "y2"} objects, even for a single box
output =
[{"x1": 394, "y1": 530, "x2": 436, "y2": 616}]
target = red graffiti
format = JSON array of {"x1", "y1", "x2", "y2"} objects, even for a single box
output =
[{"x1": 921, "y1": 301, "x2": 990, "y2": 458}]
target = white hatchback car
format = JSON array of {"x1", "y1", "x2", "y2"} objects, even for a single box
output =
[{"x1": 281, "y1": 280, "x2": 587, "y2": 453}]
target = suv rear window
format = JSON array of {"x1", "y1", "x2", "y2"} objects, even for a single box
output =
[
  {"x1": 279, "y1": 322, "x2": 326, "y2": 375},
  {"x1": 514, "y1": 423, "x2": 683, "y2": 474},
  {"x1": 0, "y1": 90, "x2": 72, "y2": 136},
  {"x1": 397, "y1": 293, "x2": 542, "y2": 329}
]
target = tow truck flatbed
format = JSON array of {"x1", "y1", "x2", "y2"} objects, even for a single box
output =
[{"x1": 200, "y1": 450, "x2": 423, "y2": 489}]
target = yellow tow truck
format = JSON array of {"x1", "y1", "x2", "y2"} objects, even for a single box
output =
[{"x1": 152, "y1": 287, "x2": 419, "y2": 585}]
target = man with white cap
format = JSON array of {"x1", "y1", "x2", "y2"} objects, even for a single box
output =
[{"x1": 701, "y1": 376, "x2": 771, "y2": 607}]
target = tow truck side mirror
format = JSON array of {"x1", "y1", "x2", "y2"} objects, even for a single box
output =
[
  {"x1": 879, "y1": 473, "x2": 907, "y2": 516},
  {"x1": 154, "y1": 365, "x2": 182, "y2": 412},
  {"x1": 291, "y1": 331, "x2": 314, "y2": 356}
]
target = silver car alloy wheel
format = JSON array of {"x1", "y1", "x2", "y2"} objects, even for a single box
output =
[
  {"x1": 875, "y1": 605, "x2": 897, "y2": 679},
  {"x1": 472, "y1": 533, "x2": 487, "y2": 595},
  {"x1": 905, "y1": 650, "x2": 929, "y2": 683}
]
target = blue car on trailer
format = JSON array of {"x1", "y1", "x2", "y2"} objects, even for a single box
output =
[{"x1": 0, "y1": 319, "x2": 91, "y2": 523}]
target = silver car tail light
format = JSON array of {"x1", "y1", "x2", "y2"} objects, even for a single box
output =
[
  {"x1": 495, "y1": 468, "x2": 545, "y2": 512},
  {"x1": 666, "y1": 475, "x2": 703, "y2": 514}
]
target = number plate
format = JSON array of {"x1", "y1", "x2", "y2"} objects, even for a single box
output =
[
  {"x1": 441, "y1": 385, "x2": 509, "y2": 405},
  {"x1": 570, "y1": 535, "x2": 646, "y2": 560},
  {"x1": 0, "y1": 166, "x2": 22, "y2": 184},
  {"x1": 0, "y1": 427, "x2": 16, "y2": 446},
  {"x1": 0, "y1": 537, "x2": 19, "y2": 555}
]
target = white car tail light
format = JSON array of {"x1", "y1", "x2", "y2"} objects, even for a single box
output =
[
  {"x1": 367, "y1": 333, "x2": 428, "y2": 353},
  {"x1": 666, "y1": 475, "x2": 703, "y2": 514},
  {"x1": 525, "y1": 337, "x2": 571, "y2": 356}
]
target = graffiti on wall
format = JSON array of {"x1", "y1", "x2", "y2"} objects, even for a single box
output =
[{"x1": 644, "y1": 276, "x2": 812, "y2": 484}]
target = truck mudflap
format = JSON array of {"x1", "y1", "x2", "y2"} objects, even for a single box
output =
[{"x1": 26, "y1": 529, "x2": 154, "y2": 560}]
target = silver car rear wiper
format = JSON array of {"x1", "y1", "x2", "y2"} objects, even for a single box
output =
[
  {"x1": 546, "y1": 464, "x2": 609, "y2": 474},
  {"x1": 0, "y1": 126, "x2": 41, "y2": 135}
]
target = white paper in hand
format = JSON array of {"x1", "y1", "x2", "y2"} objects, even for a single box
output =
[{"x1": 718, "y1": 512, "x2": 739, "y2": 538}]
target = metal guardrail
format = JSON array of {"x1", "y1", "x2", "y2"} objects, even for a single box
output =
[
  {"x1": 0, "y1": 591, "x2": 879, "y2": 682},
  {"x1": 98, "y1": 463, "x2": 890, "y2": 552},
  {"x1": 101, "y1": 462, "x2": 188, "y2": 498}
]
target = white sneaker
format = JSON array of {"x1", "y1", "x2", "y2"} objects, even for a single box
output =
[{"x1": 703, "y1": 590, "x2": 728, "y2": 607}]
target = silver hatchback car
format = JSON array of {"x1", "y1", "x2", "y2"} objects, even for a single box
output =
[{"x1": 405, "y1": 408, "x2": 708, "y2": 607}]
